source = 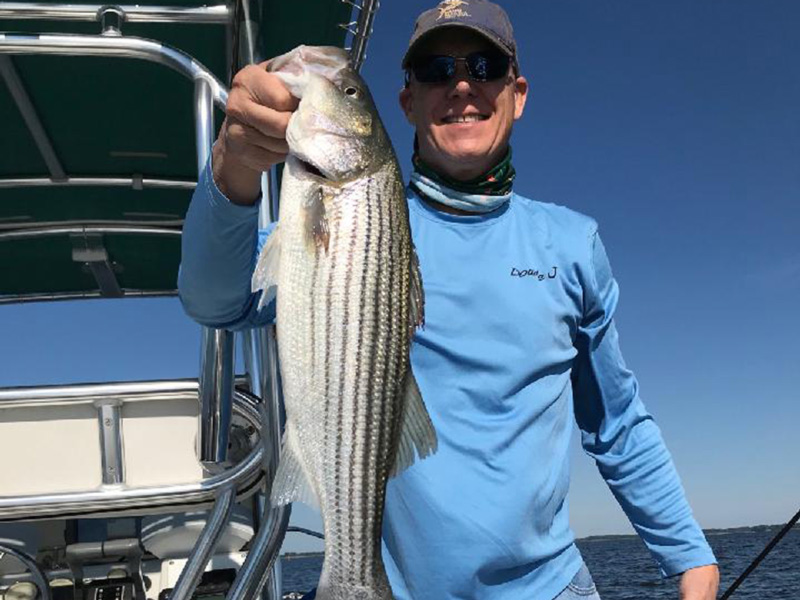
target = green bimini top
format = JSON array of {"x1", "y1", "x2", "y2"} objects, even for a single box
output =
[{"x1": 0, "y1": 0, "x2": 355, "y2": 302}]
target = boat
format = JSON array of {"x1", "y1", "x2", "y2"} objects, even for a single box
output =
[{"x1": 0, "y1": 1, "x2": 377, "y2": 598}]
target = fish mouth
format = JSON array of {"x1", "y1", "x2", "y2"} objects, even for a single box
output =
[
  {"x1": 298, "y1": 158, "x2": 327, "y2": 179},
  {"x1": 294, "y1": 156, "x2": 334, "y2": 181}
]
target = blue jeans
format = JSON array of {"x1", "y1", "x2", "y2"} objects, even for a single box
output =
[{"x1": 553, "y1": 563, "x2": 601, "y2": 600}]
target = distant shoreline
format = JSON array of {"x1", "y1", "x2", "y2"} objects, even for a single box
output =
[
  {"x1": 577, "y1": 522, "x2": 796, "y2": 543},
  {"x1": 281, "y1": 523, "x2": 798, "y2": 556},
  {"x1": 282, "y1": 551, "x2": 324, "y2": 559}
]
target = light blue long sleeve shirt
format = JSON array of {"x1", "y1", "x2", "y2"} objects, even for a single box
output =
[{"x1": 178, "y1": 159, "x2": 716, "y2": 600}]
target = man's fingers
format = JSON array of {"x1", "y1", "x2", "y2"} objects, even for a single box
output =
[
  {"x1": 225, "y1": 118, "x2": 290, "y2": 155},
  {"x1": 228, "y1": 99, "x2": 293, "y2": 142},
  {"x1": 237, "y1": 64, "x2": 299, "y2": 112},
  {"x1": 213, "y1": 61, "x2": 298, "y2": 185},
  {"x1": 236, "y1": 144, "x2": 288, "y2": 173}
]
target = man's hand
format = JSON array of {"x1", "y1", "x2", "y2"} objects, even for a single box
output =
[
  {"x1": 212, "y1": 61, "x2": 299, "y2": 205},
  {"x1": 679, "y1": 564, "x2": 719, "y2": 600}
]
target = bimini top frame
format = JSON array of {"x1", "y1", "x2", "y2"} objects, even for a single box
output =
[
  {"x1": 0, "y1": 2, "x2": 230, "y2": 24},
  {"x1": 0, "y1": 4, "x2": 380, "y2": 600},
  {"x1": 0, "y1": 0, "x2": 379, "y2": 304}
]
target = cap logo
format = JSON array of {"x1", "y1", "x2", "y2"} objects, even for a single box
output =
[{"x1": 436, "y1": 0, "x2": 470, "y2": 20}]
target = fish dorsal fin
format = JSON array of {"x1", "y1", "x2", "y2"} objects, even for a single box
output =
[
  {"x1": 269, "y1": 425, "x2": 320, "y2": 510},
  {"x1": 390, "y1": 369, "x2": 438, "y2": 478},
  {"x1": 409, "y1": 246, "x2": 425, "y2": 336},
  {"x1": 252, "y1": 225, "x2": 281, "y2": 310}
]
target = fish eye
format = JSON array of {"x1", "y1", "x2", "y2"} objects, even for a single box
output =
[{"x1": 344, "y1": 86, "x2": 360, "y2": 97}]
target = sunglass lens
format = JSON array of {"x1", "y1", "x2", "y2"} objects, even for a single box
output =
[
  {"x1": 467, "y1": 52, "x2": 509, "y2": 81},
  {"x1": 413, "y1": 56, "x2": 455, "y2": 83}
]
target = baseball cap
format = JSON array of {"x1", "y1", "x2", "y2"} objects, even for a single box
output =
[{"x1": 401, "y1": 0, "x2": 518, "y2": 71}]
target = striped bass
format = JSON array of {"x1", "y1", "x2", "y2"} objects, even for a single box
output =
[{"x1": 251, "y1": 46, "x2": 438, "y2": 600}]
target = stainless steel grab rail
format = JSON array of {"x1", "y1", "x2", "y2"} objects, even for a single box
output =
[
  {"x1": 0, "y1": 3, "x2": 231, "y2": 24},
  {"x1": 0, "y1": 383, "x2": 263, "y2": 521},
  {"x1": 169, "y1": 486, "x2": 237, "y2": 600}
]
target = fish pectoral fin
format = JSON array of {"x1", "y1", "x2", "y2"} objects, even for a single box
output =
[
  {"x1": 269, "y1": 425, "x2": 319, "y2": 509},
  {"x1": 251, "y1": 224, "x2": 281, "y2": 309},
  {"x1": 304, "y1": 187, "x2": 330, "y2": 254},
  {"x1": 390, "y1": 368, "x2": 438, "y2": 478},
  {"x1": 409, "y1": 245, "x2": 425, "y2": 336}
]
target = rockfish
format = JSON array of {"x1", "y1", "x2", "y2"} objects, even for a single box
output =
[{"x1": 251, "y1": 46, "x2": 437, "y2": 600}]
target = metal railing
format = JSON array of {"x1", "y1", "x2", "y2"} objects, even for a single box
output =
[
  {"x1": 0, "y1": 381, "x2": 264, "y2": 521},
  {"x1": 0, "y1": 177, "x2": 196, "y2": 190},
  {"x1": 0, "y1": 2, "x2": 230, "y2": 24},
  {"x1": 0, "y1": 1, "x2": 383, "y2": 597},
  {"x1": 341, "y1": 0, "x2": 379, "y2": 71}
]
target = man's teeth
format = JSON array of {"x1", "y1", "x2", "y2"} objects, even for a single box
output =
[{"x1": 443, "y1": 115, "x2": 487, "y2": 123}]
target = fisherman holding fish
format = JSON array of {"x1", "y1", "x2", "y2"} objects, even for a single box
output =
[{"x1": 179, "y1": 1, "x2": 720, "y2": 599}]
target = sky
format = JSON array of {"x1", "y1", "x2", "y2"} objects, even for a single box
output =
[{"x1": 1, "y1": 0, "x2": 799, "y2": 556}]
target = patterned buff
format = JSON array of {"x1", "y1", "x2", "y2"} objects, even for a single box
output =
[{"x1": 409, "y1": 147, "x2": 516, "y2": 213}]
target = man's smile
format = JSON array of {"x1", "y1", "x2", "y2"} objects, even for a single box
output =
[{"x1": 440, "y1": 113, "x2": 490, "y2": 124}]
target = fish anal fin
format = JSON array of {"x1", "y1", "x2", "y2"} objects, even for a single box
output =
[
  {"x1": 390, "y1": 369, "x2": 438, "y2": 478},
  {"x1": 409, "y1": 245, "x2": 425, "y2": 337},
  {"x1": 304, "y1": 187, "x2": 330, "y2": 254},
  {"x1": 251, "y1": 225, "x2": 281, "y2": 310},
  {"x1": 269, "y1": 425, "x2": 319, "y2": 510}
]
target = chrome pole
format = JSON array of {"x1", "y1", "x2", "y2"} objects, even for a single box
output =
[
  {"x1": 0, "y1": 226, "x2": 180, "y2": 241},
  {"x1": 0, "y1": 34, "x2": 228, "y2": 108},
  {"x1": 95, "y1": 400, "x2": 125, "y2": 486},
  {"x1": 197, "y1": 328, "x2": 235, "y2": 471},
  {"x1": 0, "y1": 3, "x2": 231, "y2": 24},
  {"x1": 194, "y1": 77, "x2": 214, "y2": 174},
  {"x1": 169, "y1": 486, "x2": 236, "y2": 600},
  {"x1": 0, "y1": 176, "x2": 195, "y2": 189},
  {"x1": 191, "y1": 60, "x2": 237, "y2": 473},
  {"x1": 348, "y1": 0, "x2": 380, "y2": 72},
  {"x1": 225, "y1": 501, "x2": 290, "y2": 600},
  {"x1": 240, "y1": 323, "x2": 284, "y2": 600}
]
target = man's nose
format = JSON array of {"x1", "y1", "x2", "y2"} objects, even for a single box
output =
[{"x1": 448, "y1": 61, "x2": 476, "y2": 96}]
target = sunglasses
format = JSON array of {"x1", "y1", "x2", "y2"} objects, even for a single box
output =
[{"x1": 408, "y1": 51, "x2": 512, "y2": 84}]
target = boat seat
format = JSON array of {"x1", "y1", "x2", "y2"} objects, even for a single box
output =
[{"x1": 0, "y1": 380, "x2": 264, "y2": 523}]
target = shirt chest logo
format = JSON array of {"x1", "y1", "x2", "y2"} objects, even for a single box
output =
[{"x1": 510, "y1": 266, "x2": 558, "y2": 281}]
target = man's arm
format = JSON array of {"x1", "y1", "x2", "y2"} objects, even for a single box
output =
[
  {"x1": 177, "y1": 61, "x2": 298, "y2": 329},
  {"x1": 571, "y1": 230, "x2": 718, "y2": 598},
  {"x1": 177, "y1": 157, "x2": 275, "y2": 329}
]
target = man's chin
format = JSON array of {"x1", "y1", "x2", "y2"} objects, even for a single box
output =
[{"x1": 438, "y1": 148, "x2": 498, "y2": 176}]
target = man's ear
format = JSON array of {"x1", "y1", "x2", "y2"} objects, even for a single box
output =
[
  {"x1": 513, "y1": 75, "x2": 529, "y2": 120},
  {"x1": 399, "y1": 86, "x2": 416, "y2": 125}
]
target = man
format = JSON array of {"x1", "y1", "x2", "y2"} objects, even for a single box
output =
[{"x1": 178, "y1": 1, "x2": 720, "y2": 598}]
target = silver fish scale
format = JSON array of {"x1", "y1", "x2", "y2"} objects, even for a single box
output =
[{"x1": 276, "y1": 158, "x2": 411, "y2": 596}]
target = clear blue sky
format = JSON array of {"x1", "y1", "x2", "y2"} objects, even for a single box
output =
[{"x1": 2, "y1": 1, "x2": 798, "y2": 555}]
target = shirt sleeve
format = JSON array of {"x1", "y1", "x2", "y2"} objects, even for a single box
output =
[
  {"x1": 177, "y1": 155, "x2": 276, "y2": 330},
  {"x1": 571, "y1": 229, "x2": 717, "y2": 577}
]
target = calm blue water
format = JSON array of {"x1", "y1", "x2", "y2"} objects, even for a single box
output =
[{"x1": 280, "y1": 527, "x2": 800, "y2": 599}]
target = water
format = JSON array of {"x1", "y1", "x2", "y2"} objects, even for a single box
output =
[{"x1": 280, "y1": 526, "x2": 799, "y2": 599}]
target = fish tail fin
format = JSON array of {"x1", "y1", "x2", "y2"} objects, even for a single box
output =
[
  {"x1": 314, "y1": 561, "x2": 393, "y2": 600},
  {"x1": 314, "y1": 584, "x2": 393, "y2": 600}
]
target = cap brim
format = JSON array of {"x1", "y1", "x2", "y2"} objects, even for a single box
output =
[{"x1": 401, "y1": 23, "x2": 515, "y2": 68}]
